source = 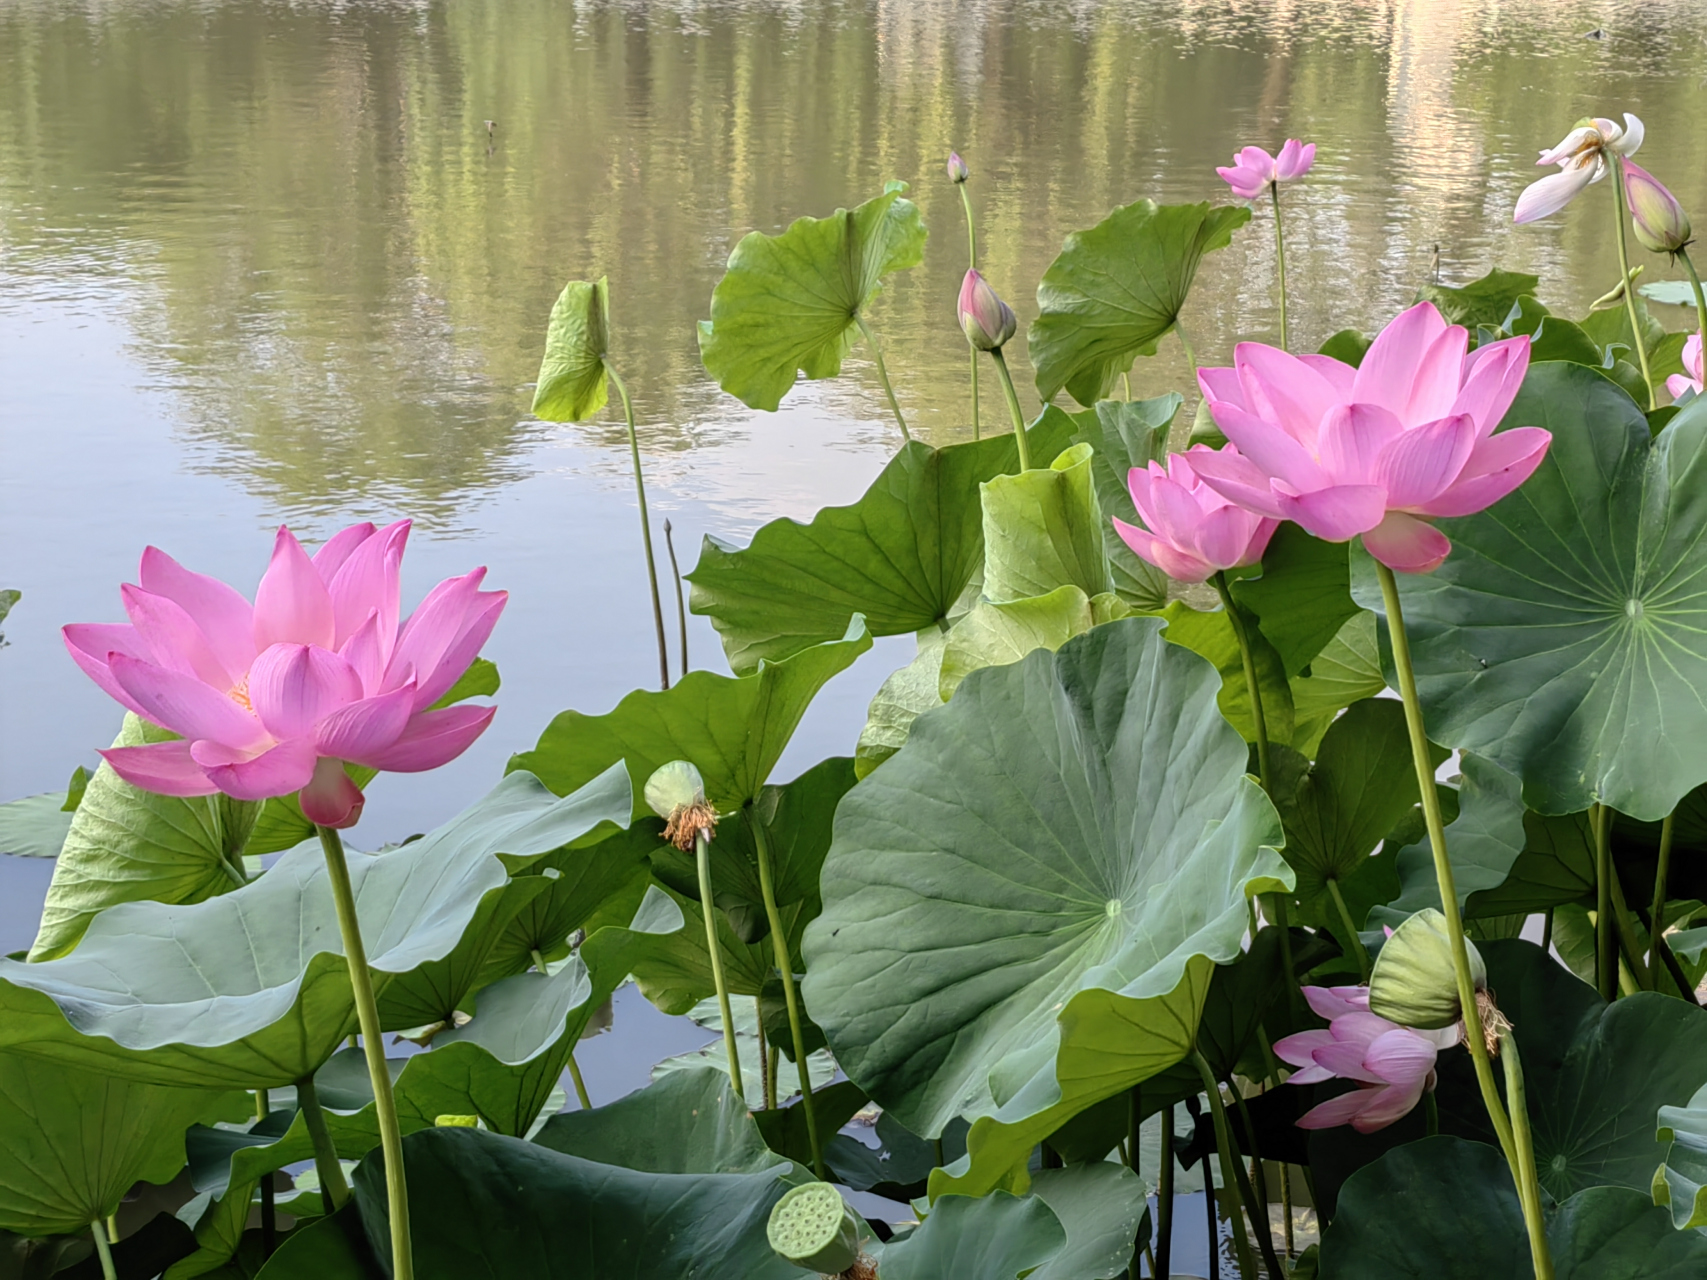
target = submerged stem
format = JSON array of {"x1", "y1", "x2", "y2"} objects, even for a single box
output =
[
  {"x1": 664, "y1": 519, "x2": 689, "y2": 681},
  {"x1": 1649, "y1": 811, "x2": 1676, "y2": 989},
  {"x1": 295, "y1": 1071, "x2": 350, "y2": 1212},
  {"x1": 1609, "y1": 164, "x2": 1656, "y2": 410},
  {"x1": 854, "y1": 315, "x2": 911, "y2": 442},
  {"x1": 753, "y1": 813, "x2": 824, "y2": 1178},
  {"x1": 1191, "y1": 1053, "x2": 1259, "y2": 1280},
  {"x1": 90, "y1": 1219, "x2": 117, "y2": 1280},
  {"x1": 607, "y1": 366, "x2": 671, "y2": 691},
  {"x1": 314, "y1": 824, "x2": 412, "y2": 1280},
  {"x1": 1212, "y1": 571, "x2": 1272, "y2": 793},
  {"x1": 694, "y1": 829, "x2": 744, "y2": 1101},
  {"x1": 988, "y1": 347, "x2": 1031, "y2": 471},
  {"x1": 1501, "y1": 1031, "x2": 1557, "y2": 1280},
  {"x1": 1270, "y1": 184, "x2": 1290, "y2": 352}
]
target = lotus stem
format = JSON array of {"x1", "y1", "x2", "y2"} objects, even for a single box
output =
[
  {"x1": 1500, "y1": 1030, "x2": 1557, "y2": 1280},
  {"x1": 853, "y1": 315, "x2": 911, "y2": 442},
  {"x1": 693, "y1": 829, "x2": 744, "y2": 1102},
  {"x1": 1177, "y1": 319, "x2": 1199, "y2": 374},
  {"x1": 1425, "y1": 1090, "x2": 1439, "y2": 1137},
  {"x1": 1592, "y1": 804, "x2": 1616, "y2": 1001},
  {"x1": 1373, "y1": 564, "x2": 1521, "y2": 1172},
  {"x1": 1191, "y1": 1053, "x2": 1259, "y2": 1280},
  {"x1": 90, "y1": 1218, "x2": 117, "y2": 1280},
  {"x1": 987, "y1": 347, "x2": 1031, "y2": 472},
  {"x1": 1604, "y1": 853, "x2": 1652, "y2": 989},
  {"x1": 294, "y1": 1070, "x2": 350, "y2": 1212},
  {"x1": 606, "y1": 367, "x2": 672, "y2": 691},
  {"x1": 1211, "y1": 572, "x2": 1272, "y2": 793},
  {"x1": 1541, "y1": 907, "x2": 1554, "y2": 955},
  {"x1": 566, "y1": 1052, "x2": 592, "y2": 1111},
  {"x1": 752, "y1": 812, "x2": 824, "y2": 1178},
  {"x1": 1191, "y1": 1097, "x2": 1221, "y2": 1280},
  {"x1": 1272, "y1": 895, "x2": 1305, "y2": 1018},
  {"x1": 959, "y1": 183, "x2": 982, "y2": 438},
  {"x1": 1156, "y1": 1104, "x2": 1175, "y2": 1280},
  {"x1": 1269, "y1": 184, "x2": 1290, "y2": 352},
  {"x1": 1326, "y1": 878, "x2": 1371, "y2": 982},
  {"x1": 665, "y1": 519, "x2": 689, "y2": 680},
  {"x1": 1128, "y1": 1085, "x2": 1142, "y2": 1280},
  {"x1": 757, "y1": 997, "x2": 774, "y2": 1109},
  {"x1": 1122, "y1": 372, "x2": 1132, "y2": 401},
  {"x1": 1649, "y1": 811, "x2": 1676, "y2": 989},
  {"x1": 256, "y1": 1089, "x2": 277, "y2": 1255},
  {"x1": 1609, "y1": 164, "x2": 1657, "y2": 410},
  {"x1": 1680, "y1": 250, "x2": 1707, "y2": 359},
  {"x1": 1229, "y1": 1084, "x2": 1280, "y2": 1278},
  {"x1": 314, "y1": 824, "x2": 411, "y2": 1280}
]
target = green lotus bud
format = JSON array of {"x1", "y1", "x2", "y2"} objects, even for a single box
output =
[
  {"x1": 644, "y1": 760, "x2": 717, "y2": 851},
  {"x1": 1624, "y1": 159, "x2": 1693, "y2": 255},
  {"x1": 766, "y1": 1182, "x2": 863, "y2": 1274},
  {"x1": 946, "y1": 151, "x2": 970, "y2": 184},
  {"x1": 1369, "y1": 907, "x2": 1486, "y2": 1031}
]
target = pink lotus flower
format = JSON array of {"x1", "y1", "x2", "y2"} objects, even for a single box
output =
[
  {"x1": 1513, "y1": 113, "x2": 1643, "y2": 225},
  {"x1": 1112, "y1": 445, "x2": 1279, "y2": 583},
  {"x1": 1187, "y1": 301, "x2": 1551, "y2": 573},
  {"x1": 958, "y1": 268, "x2": 1017, "y2": 351},
  {"x1": 1668, "y1": 333, "x2": 1703, "y2": 401},
  {"x1": 64, "y1": 521, "x2": 506, "y2": 829},
  {"x1": 1275, "y1": 985, "x2": 1461, "y2": 1133},
  {"x1": 1216, "y1": 140, "x2": 1315, "y2": 200}
]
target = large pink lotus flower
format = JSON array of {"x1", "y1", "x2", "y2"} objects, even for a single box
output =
[
  {"x1": 1216, "y1": 140, "x2": 1315, "y2": 200},
  {"x1": 1513, "y1": 113, "x2": 1643, "y2": 225},
  {"x1": 1187, "y1": 301, "x2": 1551, "y2": 573},
  {"x1": 1274, "y1": 985, "x2": 1461, "y2": 1133},
  {"x1": 64, "y1": 521, "x2": 506, "y2": 829},
  {"x1": 1113, "y1": 445, "x2": 1279, "y2": 583},
  {"x1": 1669, "y1": 333, "x2": 1703, "y2": 401}
]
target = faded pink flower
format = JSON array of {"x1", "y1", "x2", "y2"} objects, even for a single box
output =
[
  {"x1": 1275, "y1": 985, "x2": 1461, "y2": 1133},
  {"x1": 1216, "y1": 140, "x2": 1315, "y2": 200},
  {"x1": 1187, "y1": 301, "x2": 1551, "y2": 574},
  {"x1": 1112, "y1": 445, "x2": 1278, "y2": 583},
  {"x1": 1513, "y1": 113, "x2": 1643, "y2": 225},
  {"x1": 64, "y1": 521, "x2": 506, "y2": 829},
  {"x1": 1668, "y1": 333, "x2": 1703, "y2": 401}
]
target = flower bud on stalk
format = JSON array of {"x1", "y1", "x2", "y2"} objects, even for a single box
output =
[
  {"x1": 945, "y1": 150, "x2": 970, "y2": 185},
  {"x1": 645, "y1": 759, "x2": 717, "y2": 849},
  {"x1": 1623, "y1": 159, "x2": 1694, "y2": 255},
  {"x1": 958, "y1": 268, "x2": 1017, "y2": 351}
]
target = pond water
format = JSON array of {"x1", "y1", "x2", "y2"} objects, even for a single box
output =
[{"x1": 1, "y1": 0, "x2": 1703, "y2": 1256}]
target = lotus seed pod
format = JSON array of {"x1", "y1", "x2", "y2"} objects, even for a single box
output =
[
  {"x1": 644, "y1": 759, "x2": 706, "y2": 819},
  {"x1": 1369, "y1": 907, "x2": 1487, "y2": 1030},
  {"x1": 766, "y1": 1181, "x2": 863, "y2": 1274}
]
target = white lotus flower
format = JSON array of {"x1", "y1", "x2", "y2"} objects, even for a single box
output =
[{"x1": 1513, "y1": 113, "x2": 1644, "y2": 225}]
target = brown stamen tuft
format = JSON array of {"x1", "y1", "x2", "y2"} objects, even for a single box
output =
[{"x1": 663, "y1": 800, "x2": 718, "y2": 851}]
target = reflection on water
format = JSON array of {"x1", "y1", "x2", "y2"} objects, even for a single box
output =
[{"x1": 3, "y1": 0, "x2": 1704, "y2": 525}]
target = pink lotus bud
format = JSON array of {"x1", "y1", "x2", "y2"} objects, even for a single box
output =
[
  {"x1": 946, "y1": 151, "x2": 970, "y2": 185},
  {"x1": 958, "y1": 269, "x2": 1016, "y2": 351},
  {"x1": 1623, "y1": 160, "x2": 1693, "y2": 254},
  {"x1": 1112, "y1": 446, "x2": 1278, "y2": 583}
]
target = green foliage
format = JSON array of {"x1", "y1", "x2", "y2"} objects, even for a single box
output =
[
  {"x1": 531, "y1": 278, "x2": 612, "y2": 421},
  {"x1": 1420, "y1": 267, "x2": 1540, "y2": 329},
  {"x1": 1655, "y1": 1082, "x2": 1707, "y2": 1232},
  {"x1": 0, "y1": 792, "x2": 75, "y2": 859},
  {"x1": 1062, "y1": 395, "x2": 1181, "y2": 609}
]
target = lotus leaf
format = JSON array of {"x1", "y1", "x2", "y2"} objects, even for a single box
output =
[
  {"x1": 531, "y1": 278, "x2": 613, "y2": 422},
  {"x1": 0, "y1": 792, "x2": 74, "y2": 860},
  {"x1": 979, "y1": 443, "x2": 1111, "y2": 605},
  {"x1": 854, "y1": 630, "x2": 948, "y2": 779},
  {"x1": 1063, "y1": 396, "x2": 1181, "y2": 609},
  {"x1": 877, "y1": 1192, "x2": 1065, "y2": 1280},
  {"x1": 1655, "y1": 1082, "x2": 1707, "y2": 1232},
  {"x1": 1287, "y1": 611, "x2": 1385, "y2": 754},
  {"x1": 534, "y1": 1067, "x2": 784, "y2": 1174},
  {"x1": 1160, "y1": 599, "x2": 1295, "y2": 746},
  {"x1": 1420, "y1": 267, "x2": 1540, "y2": 329},
  {"x1": 939, "y1": 586, "x2": 1121, "y2": 702}
]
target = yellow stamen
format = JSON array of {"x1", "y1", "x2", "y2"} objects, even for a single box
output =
[{"x1": 228, "y1": 678, "x2": 253, "y2": 712}]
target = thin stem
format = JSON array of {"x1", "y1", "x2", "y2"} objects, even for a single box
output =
[
  {"x1": 1191, "y1": 1054, "x2": 1258, "y2": 1280},
  {"x1": 295, "y1": 1072, "x2": 351, "y2": 1212},
  {"x1": 1649, "y1": 811, "x2": 1676, "y2": 989},
  {"x1": 1500, "y1": 1031, "x2": 1557, "y2": 1280},
  {"x1": 1593, "y1": 804, "x2": 1616, "y2": 1001},
  {"x1": 694, "y1": 830, "x2": 744, "y2": 1101},
  {"x1": 1610, "y1": 163, "x2": 1656, "y2": 410},
  {"x1": 1229, "y1": 1085, "x2": 1280, "y2": 1279},
  {"x1": 1604, "y1": 854, "x2": 1652, "y2": 988},
  {"x1": 1680, "y1": 250, "x2": 1707, "y2": 362},
  {"x1": 220, "y1": 856, "x2": 248, "y2": 890},
  {"x1": 90, "y1": 1219, "x2": 117, "y2": 1280},
  {"x1": 1197, "y1": 1108, "x2": 1221, "y2": 1280},
  {"x1": 606, "y1": 367, "x2": 671, "y2": 690},
  {"x1": 1211, "y1": 572, "x2": 1272, "y2": 792},
  {"x1": 314, "y1": 824, "x2": 411, "y2": 1280},
  {"x1": 1269, "y1": 185, "x2": 1290, "y2": 353},
  {"x1": 1273, "y1": 896, "x2": 1305, "y2": 1018},
  {"x1": 988, "y1": 347, "x2": 1031, "y2": 471},
  {"x1": 1127, "y1": 1085, "x2": 1142, "y2": 1280},
  {"x1": 854, "y1": 315, "x2": 911, "y2": 442},
  {"x1": 664, "y1": 519, "x2": 689, "y2": 680},
  {"x1": 1278, "y1": 1154, "x2": 1294, "y2": 1260},
  {"x1": 1542, "y1": 907, "x2": 1555, "y2": 955},
  {"x1": 566, "y1": 1052, "x2": 592, "y2": 1111},
  {"x1": 1122, "y1": 372, "x2": 1132, "y2": 401},
  {"x1": 1155, "y1": 1105, "x2": 1175, "y2": 1280},
  {"x1": 1373, "y1": 564, "x2": 1520, "y2": 1170},
  {"x1": 753, "y1": 813, "x2": 823, "y2": 1177},
  {"x1": 758, "y1": 998, "x2": 774, "y2": 1110},
  {"x1": 1425, "y1": 1091, "x2": 1439, "y2": 1137},
  {"x1": 105, "y1": 1215, "x2": 119, "y2": 1245},
  {"x1": 959, "y1": 184, "x2": 981, "y2": 439},
  {"x1": 1176, "y1": 319, "x2": 1199, "y2": 375},
  {"x1": 1325, "y1": 878, "x2": 1371, "y2": 981},
  {"x1": 768, "y1": 1047, "x2": 780, "y2": 1109},
  {"x1": 256, "y1": 1089, "x2": 276, "y2": 1256}
]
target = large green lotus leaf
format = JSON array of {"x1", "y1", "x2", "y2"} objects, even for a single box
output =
[
  {"x1": 0, "y1": 791, "x2": 75, "y2": 859},
  {"x1": 697, "y1": 182, "x2": 925, "y2": 412},
  {"x1": 939, "y1": 586, "x2": 1121, "y2": 702},
  {"x1": 1287, "y1": 611, "x2": 1386, "y2": 754},
  {"x1": 535, "y1": 1067, "x2": 784, "y2": 1174},
  {"x1": 1063, "y1": 396, "x2": 1180, "y2": 610},
  {"x1": 1159, "y1": 600, "x2": 1295, "y2": 746},
  {"x1": 801, "y1": 617, "x2": 1290, "y2": 1198},
  {"x1": 29, "y1": 716, "x2": 261, "y2": 961},
  {"x1": 352, "y1": 1127, "x2": 802, "y2": 1280},
  {"x1": 0, "y1": 1051, "x2": 242, "y2": 1235},
  {"x1": 1351, "y1": 366, "x2": 1707, "y2": 821},
  {"x1": 1026, "y1": 1163, "x2": 1150, "y2": 1280},
  {"x1": 980, "y1": 444, "x2": 1112, "y2": 605},
  {"x1": 653, "y1": 995, "x2": 836, "y2": 1107},
  {"x1": 854, "y1": 629, "x2": 948, "y2": 779},
  {"x1": 878, "y1": 1192, "x2": 1065, "y2": 1280},
  {"x1": 253, "y1": 1206, "x2": 371, "y2": 1279},
  {"x1": 1421, "y1": 267, "x2": 1541, "y2": 329},
  {"x1": 1434, "y1": 941, "x2": 1707, "y2": 1200},
  {"x1": 1320, "y1": 1136, "x2": 1707, "y2": 1277},
  {"x1": 1230, "y1": 526, "x2": 1360, "y2": 678},
  {"x1": 0, "y1": 768, "x2": 631, "y2": 1087},
  {"x1": 626, "y1": 886, "x2": 784, "y2": 1015},
  {"x1": 688, "y1": 414, "x2": 1074, "y2": 674},
  {"x1": 1655, "y1": 1082, "x2": 1707, "y2": 1231},
  {"x1": 531, "y1": 277, "x2": 612, "y2": 422},
  {"x1": 508, "y1": 619, "x2": 871, "y2": 816},
  {"x1": 1030, "y1": 200, "x2": 1251, "y2": 406}
]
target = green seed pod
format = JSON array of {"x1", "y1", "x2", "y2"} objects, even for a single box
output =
[
  {"x1": 766, "y1": 1182, "x2": 863, "y2": 1274},
  {"x1": 1370, "y1": 907, "x2": 1486, "y2": 1030},
  {"x1": 644, "y1": 760, "x2": 706, "y2": 819}
]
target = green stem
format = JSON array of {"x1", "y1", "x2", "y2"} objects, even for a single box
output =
[
  {"x1": 752, "y1": 813, "x2": 823, "y2": 1178},
  {"x1": 1649, "y1": 811, "x2": 1676, "y2": 989},
  {"x1": 1270, "y1": 184, "x2": 1290, "y2": 352},
  {"x1": 1326, "y1": 879, "x2": 1371, "y2": 981},
  {"x1": 694, "y1": 830, "x2": 744, "y2": 1101},
  {"x1": 1211, "y1": 572, "x2": 1271, "y2": 792},
  {"x1": 1680, "y1": 250, "x2": 1707, "y2": 363},
  {"x1": 988, "y1": 346, "x2": 1031, "y2": 471},
  {"x1": 959, "y1": 184, "x2": 981, "y2": 439},
  {"x1": 1592, "y1": 804, "x2": 1616, "y2": 1001},
  {"x1": 295, "y1": 1071, "x2": 350, "y2": 1212},
  {"x1": 664, "y1": 519, "x2": 689, "y2": 680},
  {"x1": 1500, "y1": 1030, "x2": 1557, "y2": 1280},
  {"x1": 1122, "y1": 371, "x2": 1132, "y2": 401},
  {"x1": 566, "y1": 1052, "x2": 592, "y2": 1111},
  {"x1": 1229, "y1": 1086, "x2": 1280, "y2": 1279},
  {"x1": 1542, "y1": 907, "x2": 1555, "y2": 955},
  {"x1": 1155, "y1": 1104, "x2": 1175, "y2": 1280},
  {"x1": 1191, "y1": 1053, "x2": 1259, "y2": 1280},
  {"x1": 1604, "y1": 852, "x2": 1652, "y2": 988},
  {"x1": 607, "y1": 367, "x2": 671, "y2": 691},
  {"x1": 90, "y1": 1219, "x2": 117, "y2": 1280},
  {"x1": 1273, "y1": 894, "x2": 1305, "y2": 1018},
  {"x1": 1425, "y1": 1090, "x2": 1439, "y2": 1137},
  {"x1": 757, "y1": 997, "x2": 774, "y2": 1110},
  {"x1": 1127, "y1": 1085, "x2": 1142, "y2": 1280},
  {"x1": 1373, "y1": 564, "x2": 1520, "y2": 1171},
  {"x1": 1610, "y1": 163, "x2": 1656, "y2": 410},
  {"x1": 314, "y1": 824, "x2": 412, "y2": 1280},
  {"x1": 1176, "y1": 319, "x2": 1199, "y2": 374},
  {"x1": 854, "y1": 315, "x2": 911, "y2": 441}
]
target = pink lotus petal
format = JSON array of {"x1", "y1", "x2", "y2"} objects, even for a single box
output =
[
  {"x1": 1234, "y1": 344, "x2": 1345, "y2": 444},
  {"x1": 63, "y1": 624, "x2": 153, "y2": 719},
  {"x1": 364, "y1": 704, "x2": 495, "y2": 772},
  {"x1": 1513, "y1": 164, "x2": 1599, "y2": 224},
  {"x1": 327, "y1": 520, "x2": 409, "y2": 652},
  {"x1": 1113, "y1": 518, "x2": 1216, "y2": 583},
  {"x1": 1287, "y1": 1064, "x2": 1337, "y2": 1085},
  {"x1": 108, "y1": 653, "x2": 267, "y2": 749},
  {"x1": 1146, "y1": 470, "x2": 1209, "y2": 544},
  {"x1": 1185, "y1": 445, "x2": 1288, "y2": 519},
  {"x1": 1377, "y1": 413, "x2": 1478, "y2": 509},
  {"x1": 1303, "y1": 985, "x2": 1371, "y2": 1021},
  {"x1": 1351, "y1": 1081, "x2": 1426, "y2": 1132},
  {"x1": 310, "y1": 522, "x2": 376, "y2": 584},
  {"x1": 1197, "y1": 365, "x2": 1249, "y2": 411},
  {"x1": 1295, "y1": 353, "x2": 1357, "y2": 397},
  {"x1": 1412, "y1": 427, "x2": 1551, "y2": 519},
  {"x1": 1274, "y1": 1028, "x2": 1338, "y2": 1070},
  {"x1": 314, "y1": 682, "x2": 417, "y2": 765},
  {"x1": 387, "y1": 569, "x2": 486, "y2": 691},
  {"x1": 411, "y1": 591, "x2": 506, "y2": 710},
  {"x1": 1537, "y1": 125, "x2": 1602, "y2": 168},
  {"x1": 1453, "y1": 338, "x2": 1532, "y2": 438},
  {"x1": 1671, "y1": 374, "x2": 1701, "y2": 400},
  {"x1": 1364, "y1": 1028, "x2": 1439, "y2": 1087},
  {"x1": 1401, "y1": 322, "x2": 1472, "y2": 424},
  {"x1": 197, "y1": 736, "x2": 319, "y2": 802},
  {"x1": 1212, "y1": 401, "x2": 1329, "y2": 493},
  {"x1": 1297, "y1": 1087, "x2": 1382, "y2": 1131},
  {"x1": 340, "y1": 610, "x2": 389, "y2": 695},
  {"x1": 247, "y1": 643, "x2": 363, "y2": 742},
  {"x1": 1317, "y1": 403, "x2": 1405, "y2": 486},
  {"x1": 1275, "y1": 139, "x2": 1316, "y2": 181},
  {"x1": 1362, "y1": 512, "x2": 1452, "y2": 574},
  {"x1": 1274, "y1": 483, "x2": 1389, "y2": 542},
  {"x1": 300, "y1": 756, "x2": 366, "y2": 828},
  {"x1": 1193, "y1": 505, "x2": 1262, "y2": 569},
  {"x1": 137, "y1": 546, "x2": 256, "y2": 680},
  {"x1": 1352, "y1": 302, "x2": 1450, "y2": 420},
  {"x1": 98, "y1": 740, "x2": 218, "y2": 797},
  {"x1": 1311, "y1": 1040, "x2": 1387, "y2": 1084},
  {"x1": 253, "y1": 527, "x2": 336, "y2": 652},
  {"x1": 121, "y1": 585, "x2": 236, "y2": 689}
]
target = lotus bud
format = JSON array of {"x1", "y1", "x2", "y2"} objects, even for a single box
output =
[
  {"x1": 1624, "y1": 160, "x2": 1693, "y2": 254},
  {"x1": 766, "y1": 1182, "x2": 864, "y2": 1274},
  {"x1": 644, "y1": 760, "x2": 717, "y2": 852},
  {"x1": 1369, "y1": 907, "x2": 1486, "y2": 1033},
  {"x1": 946, "y1": 151, "x2": 970, "y2": 184},
  {"x1": 958, "y1": 269, "x2": 1017, "y2": 351}
]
